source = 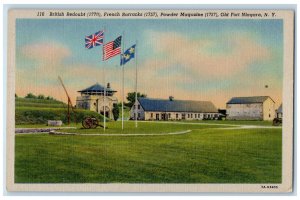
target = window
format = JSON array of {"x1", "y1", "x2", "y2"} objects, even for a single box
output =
[
  {"x1": 188, "y1": 114, "x2": 190, "y2": 118},
  {"x1": 138, "y1": 113, "x2": 141, "y2": 118},
  {"x1": 133, "y1": 105, "x2": 136, "y2": 109},
  {"x1": 138, "y1": 105, "x2": 141, "y2": 109},
  {"x1": 168, "y1": 113, "x2": 171, "y2": 118},
  {"x1": 182, "y1": 114, "x2": 186, "y2": 119},
  {"x1": 176, "y1": 113, "x2": 178, "y2": 119},
  {"x1": 151, "y1": 113, "x2": 153, "y2": 118},
  {"x1": 191, "y1": 114, "x2": 193, "y2": 119},
  {"x1": 198, "y1": 114, "x2": 200, "y2": 118},
  {"x1": 156, "y1": 113, "x2": 159, "y2": 120},
  {"x1": 195, "y1": 114, "x2": 197, "y2": 118}
]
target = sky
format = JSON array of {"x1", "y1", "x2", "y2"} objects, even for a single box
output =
[{"x1": 15, "y1": 18, "x2": 283, "y2": 109}]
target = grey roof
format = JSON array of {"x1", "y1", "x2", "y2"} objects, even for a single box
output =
[
  {"x1": 277, "y1": 104, "x2": 282, "y2": 113},
  {"x1": 138, "y1": 98, "x2": 218, "y2": 113},
  {"x1": 227, "y1": 96, "x2": 274, "y2": 104},
  {"x1": 78, "y1": 83, "x2": 116, "y2": 93}
]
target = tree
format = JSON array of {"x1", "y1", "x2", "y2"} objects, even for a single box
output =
[
  {"x1": 25, "y1": 93, "x2": 37, "y2": 99},
  {"x1": 112, "y1": 103, "x2": 119, "y2": 121},
  {"x1": 37, "y1": 94, "x2": 45, "y2": 99},
  {"x1": 46, "y1": 96, "x2": 54, "y2": 100},
  {"x1": 126, "y1": 92, "x2": 147, "y2": 107}
]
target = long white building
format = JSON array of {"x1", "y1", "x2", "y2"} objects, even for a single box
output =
[
  {"x1": 226, "y1": 96, "x2": 275, "y2": 121},
  {"x1": 130, "y1": 97, "x2": 220, "y2": 121}
]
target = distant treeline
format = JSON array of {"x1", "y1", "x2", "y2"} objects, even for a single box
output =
[{"x1": 15, "y1": 93, "x2": 56, "y2": 100}]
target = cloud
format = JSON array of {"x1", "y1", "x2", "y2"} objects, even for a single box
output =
[
  {"x1": 145, "y1": 31, "x2": 271, "y2": 78},
  {"x1": 21, "y1": 42, "x2": 71, "y2": 64}
]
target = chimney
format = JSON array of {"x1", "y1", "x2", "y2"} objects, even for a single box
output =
[
  {"x1": 107, "y1": 83, "x2": 110, "y2": 89},
  {"x1": 169, "y1": 96, "x2": 174, "y2": 101}
]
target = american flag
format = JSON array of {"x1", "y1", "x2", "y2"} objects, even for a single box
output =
[
  {"x1": 85, "y1": 31, "x2": 104, "y2": 49},
  {"x1": 103, "y1": 36, "x2": 122, "y2": 60}
]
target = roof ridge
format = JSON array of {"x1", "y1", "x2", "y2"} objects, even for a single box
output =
[
  {"x1": 78, "y1": 82, "x2": 117, "y2": 93},
  {"x1": 231, "y1": 96, "x2": 270, "y2": 99},
  {"x1": 138, "y1": 97, "x2": 213, "y2": 103},
  {"x1": 227, "y1": 96, "x2": 274, "y2": 104}
]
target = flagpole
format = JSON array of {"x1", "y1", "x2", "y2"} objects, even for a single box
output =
[
  {"x1": 103, "y1": 28, "x2": 106, "y2": 131},
  {"x1": 121, "y1": 31, "x2": 125, "y2": 130},
  {"x1": 103, "y1": 69, "x2": 106, "y2": 131},
  {"x1": 135, "y1": 41, "x2": 138, "y2": 128}
]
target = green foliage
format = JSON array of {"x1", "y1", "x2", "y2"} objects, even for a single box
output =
[
  {"x1": 112, "y1": 103, "x2": 119, "y2": 121},
  {"x1": 126, "y1": 92, "x2": 147, "y2": 107},
  {"x1": 15, "y1": 97, "x2": 104, "y2": 124},
  {"x1": 15, "y1": 121, "x2": 282, "y2": 183},
  {"x1": 46, "y1": 96, "x2": 54, "y2": 100},
  {"x1": 15, "y1": 107, "x2": 104, "y2": 125},
  {"x1": 16, "y1": 97, "x2": 62, "y2": 105},
  {"x1": 37, "y1": 94, "x2": 45, "y2": 99},
  {"x1": 25, "y1": 93, "x2": 37, "y2": 99},
  {"x1": 24, "y1": 93, "x2": 55, "y2": 100}
]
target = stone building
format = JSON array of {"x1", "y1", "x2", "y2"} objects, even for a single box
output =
[
  {"x1": 276, "y1": 104, "x2": 282, "y2": 119},
  {"x1": 130, "y1": 97, "x2": 220, "y2": 121},
  {"x1": 226, "y1": 96, "x2": 275, "y2": 121},
  {"x1": 76, "y1": 83, "x2": 118, "y2": 118}
]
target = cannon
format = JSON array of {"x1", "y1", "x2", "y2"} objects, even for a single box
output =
[
  {"x1": 82, "y1": 117, "x2": 107, "y2": 129},
  {"x1": 272, "y1": 117, "x2": 282, "y2": 126}
]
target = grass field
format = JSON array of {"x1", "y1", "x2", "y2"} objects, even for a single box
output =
[{"x1": 15, "y1": 121, "x2": 282, "y2": 183}]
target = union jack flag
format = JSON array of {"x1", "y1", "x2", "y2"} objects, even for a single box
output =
[{"x1": 85, "y1": 31, "x2": 104, "y2": 49}]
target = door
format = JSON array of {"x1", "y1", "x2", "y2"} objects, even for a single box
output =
[{"x1": 156, "y1": 113, "x2": 159, "y2": 120}]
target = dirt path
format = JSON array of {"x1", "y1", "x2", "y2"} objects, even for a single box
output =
[
  {"x1": 50, "y1": 129, "x2": 192, "y2": 136},
  {"x1": 137, "y1": 121, "x2": 281, "y2": 129},
  {"x1": 213, "y1": 125, "x2": 281, "y2": 130}
]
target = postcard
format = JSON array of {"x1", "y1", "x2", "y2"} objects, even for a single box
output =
[{"x1": 6, "y1": 9, "x2": 294, "y2": 193}]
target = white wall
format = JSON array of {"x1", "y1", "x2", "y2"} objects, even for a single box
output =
[
  {"x1": 226, "y1": 103, "x2": 263, "y2": 120},
  {"x1": 226, "y1": 98, "x2": 276, "y2": 121},
  {"x1": 263, "y1": 98, "x2": 276, "y2": 120},
  {"x1": 143, "y1": 112, "x2": 219, "y2": 120},
  {"x1": 130, "y1": 101, "x2": 145, "y2": 120}
]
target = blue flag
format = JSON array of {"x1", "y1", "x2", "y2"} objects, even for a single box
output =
[{"x1": 120, "y1": 44, "x2": 136, "y2": 65}]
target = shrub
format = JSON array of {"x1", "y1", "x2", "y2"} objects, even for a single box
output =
[
  {"x1": 112, "y1": 103, "x2": 119, "y2": 121},
  {"x1": 15, "y1": 108, "x2": 105, "y2": 125},
  {"x1": 25, "y1": 93, "x2": 37, "y2": 99},
  {"x1": 37, "y1": 94, "x2": 45, "y2": 99}
]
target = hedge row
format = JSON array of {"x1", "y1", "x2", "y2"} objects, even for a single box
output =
[{"x1": 15, "y1": 107, "x2": 105, "y2": 125}]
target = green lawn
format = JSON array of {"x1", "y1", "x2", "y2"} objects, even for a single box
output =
[
  {"x1": 56, "y1": 121, "x2": 229, "y2": 134},
  {"x1": 15, "y1": 121, "x2": 282, "y2": 183}
]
